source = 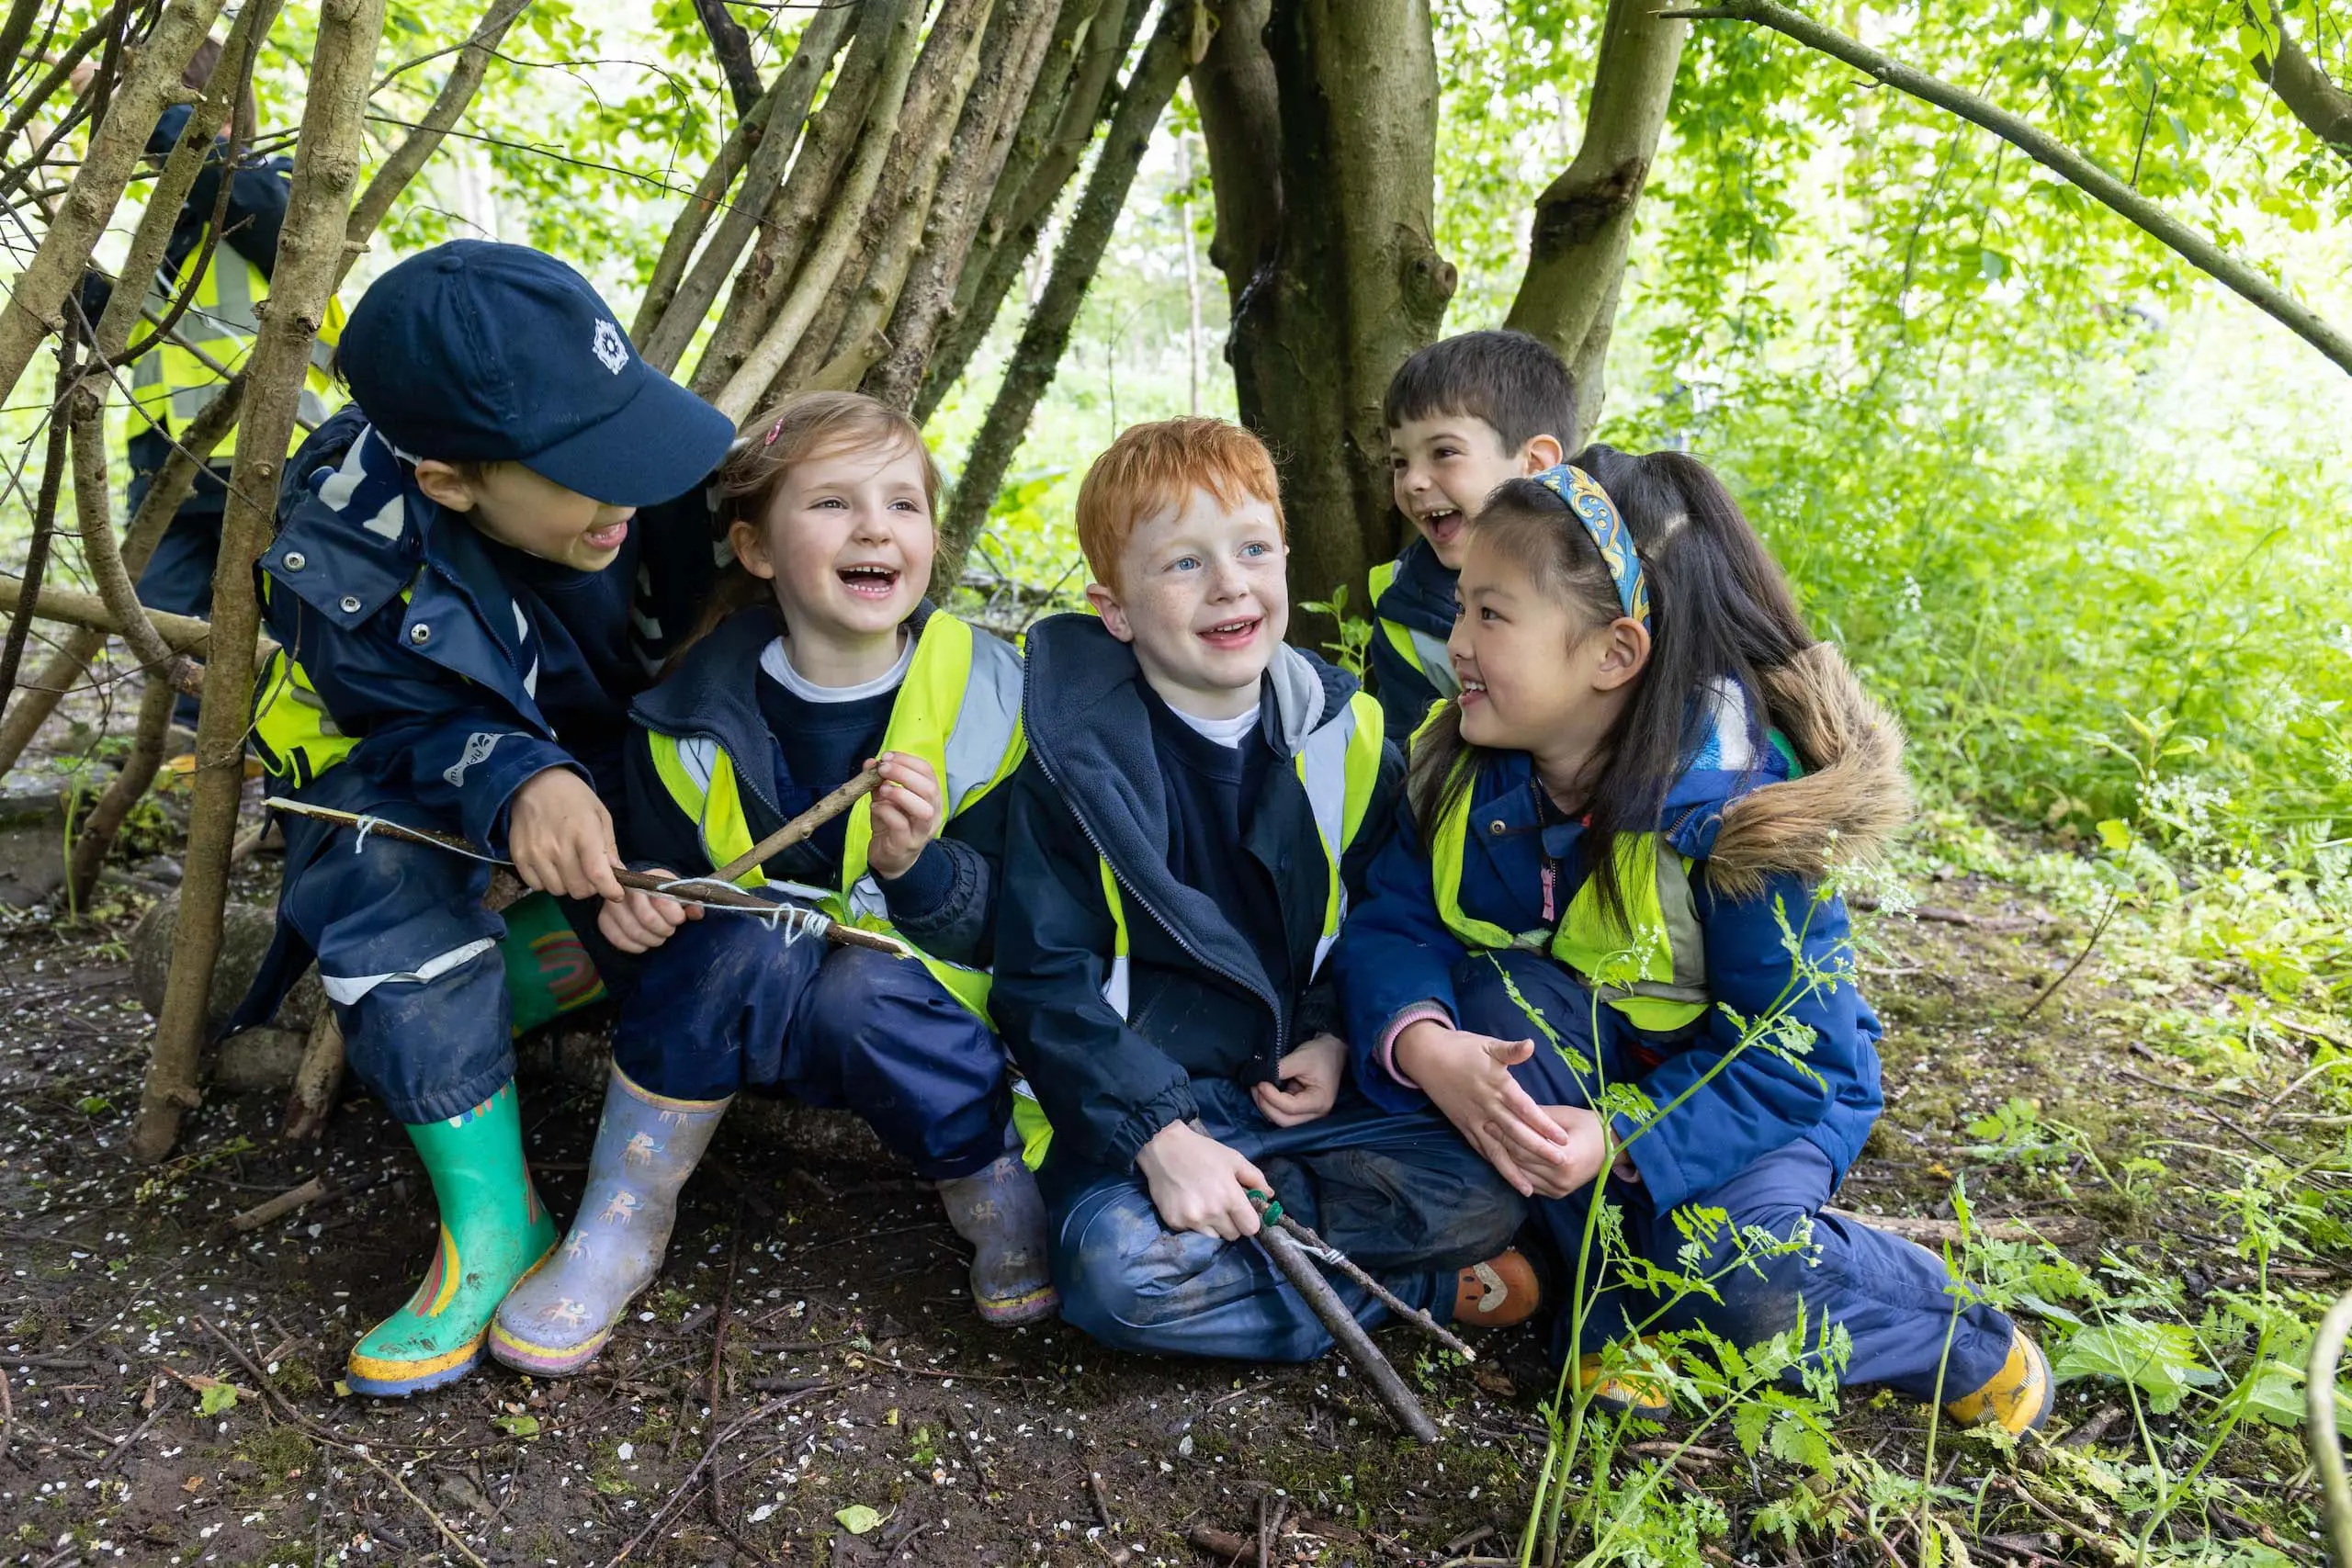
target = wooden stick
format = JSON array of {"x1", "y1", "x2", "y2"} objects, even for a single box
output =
[
  {"x1": 280, "y1": 1011, "x2": 345, "y2": 1142},
  {"x1": 227, "y1": 1175, "x2": 332, "y2": 1232},
  {"x1": 710, "y1": 761, "x2": 883, "y2": 886},
  {"x1": 1253, "y1": 1218, "x2": 1440, "y2": 1442},
  {"x1": 1251, "y1": 1199, "x2": 1477, "y2": 1361},
  {"x1": 263, "y1": 797, "x2": 915, "y2": 958}
]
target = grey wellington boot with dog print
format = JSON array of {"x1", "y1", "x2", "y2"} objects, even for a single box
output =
[{"x1": 490, "y1": 1067, "x2": 729, "y2": 1376}]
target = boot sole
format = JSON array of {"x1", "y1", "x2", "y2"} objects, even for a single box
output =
[
  {"x1": 347, "y1": 1337, "x2": 485, "y2": 1398},
  {"x1": 974, "y1": 1283, "x2": 1060, "y2": 1327},
  {"x1": 487, "y1": 1319, "x2": 615, "y2": 1378}
]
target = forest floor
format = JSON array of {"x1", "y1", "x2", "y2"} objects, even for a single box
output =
[{"x1": 0, "y1": 754, "x2": 2346, "y2": 1567}]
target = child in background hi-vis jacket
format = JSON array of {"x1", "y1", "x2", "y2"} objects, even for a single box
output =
[{"x1": 488, "y1": 392, "x2": 1052, "y2": 1379}]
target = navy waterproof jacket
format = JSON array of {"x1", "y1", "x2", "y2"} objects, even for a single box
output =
[
  {"x1": 1337, "y1": 648, "x2": 1908, "y2": 1213},
  {"x1": 254, "y1": 408, "x2": 718, "y2": 852},
  {"x1": 620, "y1": 600, "x2": 1004, "y2": 967},
  {"x1": 989, "y1": 614, "x2": 1404, "y2": 1172}
]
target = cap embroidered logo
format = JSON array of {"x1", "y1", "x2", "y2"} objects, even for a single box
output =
[{"x1": 592, "y1": 319, "x2": 628, "y2": 375}]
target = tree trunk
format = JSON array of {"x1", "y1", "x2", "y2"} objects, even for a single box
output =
[
  {"x1": 940, "y1": 1, "x2": 1189, "y2": 575},
  {"x1": 132, "y1": 0, "x2": 386, "y2": 1166},
  {"x1": 66, "y1": 673, "x2": 174, "y2": 911},
  {"x1": 1196, "y1": 0, "x2": 1455, "y2": 641},
  {"x1": 2252, "y1": 0, "x2": 2352, "y2": 167},
  {"x1": 1504, "y1": 0, "x2": 1686, "y2": 446}
]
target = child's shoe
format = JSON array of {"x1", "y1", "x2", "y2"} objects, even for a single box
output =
[
  {"x1": 347, "y1": 1082, "x2": 557, "y2": 1397},
  {"x1": 490, "y1": 1068, "x2": 729, "y2": 1377},
  {"x1": 1580, "y1": 1337, "x2": 1671, "y2": 1420},
  {"x1": 936, "y1": 1152, "x2": 1058, "y2": 1325},
  {"x1": 1454, "y1": 1248, "x2": 1542, "y2": 1328},
  {"x1": 1943, "y1": 1325, "x2": 2053, "y2": 1436}
]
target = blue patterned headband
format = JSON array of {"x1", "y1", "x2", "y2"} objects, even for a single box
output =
[{"x1": 1532, "y1": 463, "x2": 1649, "y2": 630}]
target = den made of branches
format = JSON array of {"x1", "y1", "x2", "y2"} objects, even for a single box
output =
[{"x1": 1, "y1": 0, "x2": 2350, "y2": 1556}]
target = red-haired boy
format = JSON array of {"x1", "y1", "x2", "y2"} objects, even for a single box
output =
[{"x1": 990, "y1": 417, "x2": 1534, "y2": 1359}]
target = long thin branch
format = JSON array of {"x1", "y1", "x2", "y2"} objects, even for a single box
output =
[
  {"x1": 693, "y1": 0, "x2": 766, "y2": 116},
  {"x1": 66, "y1": 670, "x2": 173, "y2": 908},
  {"x1": 343, "y1": 0, "x2": 533, "y2": 254},
  {"x1": 940, "y1": 0, "x2": 1185, "y2": 556},
  {"x1": 0, "y1": 366, "x2": 73, "y2": 705},
  {"x1": 68, "y1": 377, "x2": 198, "y2": 692},
  {"x1": 133, "y1": 0, "x2": 386, "y2": 1166},
  {"x1": 1667, "y1": 0, "x2": 2352, "y2": 377},
  {"x1": 0, "y1": 575, "x2": 237, "y2": 658}
]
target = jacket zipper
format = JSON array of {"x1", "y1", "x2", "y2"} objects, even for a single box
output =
[{"x1": 1027, "y1": 711, "x2": 1290, "y2": 1065}]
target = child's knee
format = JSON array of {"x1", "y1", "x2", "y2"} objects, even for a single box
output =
[{"x1": 1054, "y1": 1191, "x2": 1220, "y2": 1346}]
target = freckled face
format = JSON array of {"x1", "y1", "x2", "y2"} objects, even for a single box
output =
[{"x1": 1091, "y1": 487, "x2": 1289, "y2": 717}]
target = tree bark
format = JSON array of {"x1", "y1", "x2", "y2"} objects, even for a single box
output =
[
  {"x1": 133, "y1": 0, "x2": 385, "y2": 1166},
  {"x1": 0, "y1": 577, "x2": 242, "y2": 659},
  {"x1": 774, "y1": 0, "x2": 1000, "y2": 396},
  {"x1": 632, "y1": 80, "x2": 772, "y2": 347},
  {"x1": 693, "y1": 0, "x2": 767, "y2": 118},
  {"x1": 692, "y1": 0, "x2": 904, "y2": 400},
  {"x1": 70, "y1": 381, "x2": 199, "y2": 694},
  {"x1": 1199, "y1": 0, "x2": 1454, "y2": 638},
  {"x1": 913, "y1": 0, "x2": 1136, "y2": 421},
  {"x1": 713, "y1": 0, "x2": 930, "y2": 419},
  {"x1": 1503, "y1": 0, "x2": 1686, "y2": 446},
  {"x1": 865, "y1": 0, "x2": 1065, "y2": 408},
  {"x1": 941, "y1": 1, "x2": 1188, "y2": 571},
  {"x1": 1674, "y1": 0, "x2": 2352, "y2": 378},
  {"x1": 0, "y1": 367, "x2": 74, "y2": 710},
  {"x1": 0, "y1": 0, "x2": 224, "y2": 410},
  {"x1": 2252, "y1": 0, "x2": 2352, "y2": 167}
]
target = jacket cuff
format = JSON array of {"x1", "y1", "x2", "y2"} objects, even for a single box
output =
[
  {"x1": 1612, "y1": 1111, "x2": 1685, "y2": 1210},
  {"x1": 876, "y1": 839, "x2": 957, "y2": 921},
  {"x1": 1380, "y1": 1002, "x2": 1454, "y2": 1088},
  {"x1": 1104, "y1": 1079, "x2": 1201, "y2": 1168}
]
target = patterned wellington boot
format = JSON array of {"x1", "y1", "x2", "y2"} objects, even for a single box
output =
[
  {"x1": 347, "y1": 1082, "x2": 558, "y2": 1397},
  {"x1": 936, "y1": 1152, "x2": 1057, "y2": 1325},
  {"x1": 490, "y1": 1068, "x2": 729, "y2": 1377}
]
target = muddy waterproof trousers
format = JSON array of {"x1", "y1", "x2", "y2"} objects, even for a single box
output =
[
  {"x1": 1042, "y1": 1077, "x2": 1525, "y2": 1361},
  {"x1": 1453, "y1": 948, "x2": 2017, "y2": 1401}
]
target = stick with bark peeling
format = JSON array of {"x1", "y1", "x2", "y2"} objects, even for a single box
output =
[
  {"x1": 262, "y1": 797, "x2": 915, "y2": 958},
  {"x1": 709, "y1": 760, "x2": 883, "y2": 885},
  {"x1": 1248, "y1": 1206, "x2": 1441, "y2": 1442},
  {"x1": 1248, "y1": 1195, "x2": 1476, "y2": 1361}
]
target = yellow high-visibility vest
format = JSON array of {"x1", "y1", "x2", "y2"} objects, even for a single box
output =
[{"x1": 129, "y1": 243, "x2": 345, "y2": 457}]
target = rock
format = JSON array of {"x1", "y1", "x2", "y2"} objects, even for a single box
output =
[
  {"x1": 130, "y1": 892, "x2": 322, "y2": 1032},
  {"x1": 215, "y1": 1027, "x2": 309, "y2": 1090},
  {"x1": 0, "y1": 784, "x2": 67, "y2": 908}
]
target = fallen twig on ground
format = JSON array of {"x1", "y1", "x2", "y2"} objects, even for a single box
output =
[{"x1": 227, "y1": 1175, "x2": 333, "y2": 1231}]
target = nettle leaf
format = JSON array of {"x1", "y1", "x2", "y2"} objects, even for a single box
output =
[
  {"x1": 198, "y1": 1382, "x2": 237, "y2": 1416},
  {"x1": 2053, "y1": 1319, "x2": 2220, "y2": 1413}
]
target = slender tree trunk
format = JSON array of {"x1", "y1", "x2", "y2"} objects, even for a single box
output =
[
  {"x1": 133, "y1": 0, "x2": 385, "y2": 1166},
  {"x1": 941, "y1": 0, "x2": 1188, "y2": 575},
  {"x1": 66, "y1": 673, "x2": 174, "y2": 909},
  {"x1": 1504, "y1": 0, "x2": 1686, "y2": 445},
  {"x1": 346, "y1": 0, "x2": 534, "y2": 250},
  {"x1": 693, "y1": 0, "x2": 767, "y2": 117},
  {"x1": 1197, "y1": 0, "x2": 1454, "y2": 639},
  {"x1": 2251, "y1": 0, "x2": 2352, "y2": 167},
  {"x1": 0, "y1": 0, "x2": 225, "y2": 409}
]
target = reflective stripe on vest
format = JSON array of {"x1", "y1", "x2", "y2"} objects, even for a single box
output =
[
  {"x1": 129, "y1": 247, "x2": 345, "y2": 456},
  {"x1": 643, "y1": 617, "x2": 1026, "y2": 1021},
  {"x1": 1367, "y1": 558, "x2": 1458, "y2": 696},
  {"x1": 1092, "y1": 689, "x2": 1385, "y2": 1019},
  {"x1": 1428, "y1": 775, "x2": 1709, "y2": 1033}
]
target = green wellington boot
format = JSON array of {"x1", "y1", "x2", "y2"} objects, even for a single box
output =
[{"x1": 346, "y1": 1081, "x2": 558, "y2": 1397}]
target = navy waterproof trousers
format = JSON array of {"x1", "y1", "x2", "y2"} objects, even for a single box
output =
[
  {"x1": 1043, "y1": 1077, "x2": 1524, "y2": 1361},
  {"x1": 1452, "y1": 948, "x2": 2016, "y2": 1400},
  {"x1": 610, "y1": 910, "x2": 1013, "y2": 1181}
]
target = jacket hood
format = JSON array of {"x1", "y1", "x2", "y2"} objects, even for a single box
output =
[
  {"x1": 1704, "y1": 643, "x2": 1912, "y2": 901},
  {"x1": 1375, "y1": 536, "x2": 1457, "y2": 636}
]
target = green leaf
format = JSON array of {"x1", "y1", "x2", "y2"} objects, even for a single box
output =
[
  {"x1": 835, "y1": 1505, "x2": 883, "y2": 1536},
  {"x1": 493, "y1": 1413, "x2": 540, "y2": 1438},
  {"x1": 2053, "y1": 1319, "x2": 2218, "y2": 1414},
  {"x1": 2095, "y1": 818, "x2": 2133, "y2": 851},
  {"x1": 198, "y1": 1382, "x2": 237, "y2": 1416}
]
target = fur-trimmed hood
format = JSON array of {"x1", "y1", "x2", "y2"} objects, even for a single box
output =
[{"x1": 1700, "y1": 643, "x2": 1912, "y2": 902}]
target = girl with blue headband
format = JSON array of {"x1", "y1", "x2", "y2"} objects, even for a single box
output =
[{"x1": 1334, "y1": 448, "x2": 2052, "y2": 1435}]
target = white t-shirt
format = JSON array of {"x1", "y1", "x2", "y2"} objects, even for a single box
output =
[
  {"x1": 760, "y1": 634, "x2": 912, "y2": 703},
  {"x1": 1166, "y1": 703, "x2": 1261, "y2": 750}
]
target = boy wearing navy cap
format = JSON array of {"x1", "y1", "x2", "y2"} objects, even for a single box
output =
[{"x1": 232, "y1": 241, "x2": 734, "y2": 1397}]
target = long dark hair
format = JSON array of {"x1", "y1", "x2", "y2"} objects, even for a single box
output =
[{"x1": 1406, "y1": 446, "x2": 1815, "y2": 926}]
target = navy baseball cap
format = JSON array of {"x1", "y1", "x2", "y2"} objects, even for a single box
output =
[{"x1": 339, "y1": 241, "x2": 733, "y2": 509}]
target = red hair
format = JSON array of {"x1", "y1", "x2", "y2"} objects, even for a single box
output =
[{"x1": 1075, "y1": 417, "x2": 1284, "y2": 592}]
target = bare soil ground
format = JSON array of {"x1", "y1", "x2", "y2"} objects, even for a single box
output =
[{"x1": 0, "y1": 791, "x2": 2341, "y2": 1567}]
